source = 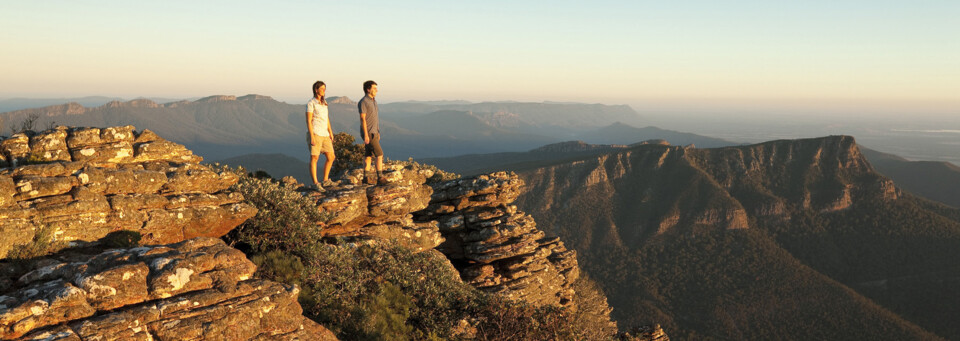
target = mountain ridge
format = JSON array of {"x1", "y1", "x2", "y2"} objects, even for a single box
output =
[{"x1": 511, "y1": 134, "x2": 960, "y2": 339}]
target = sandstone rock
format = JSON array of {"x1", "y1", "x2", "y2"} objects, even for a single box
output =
[
  {"x1": 308, "y1": 162, "x2": 443, "y2": 251},
  {"x1": 0, "y1": 238, "x2": 255, "y2": 339},
  {"x1": 99, "y1": 126, "x2": 135, "y2": 144},
  {"x1": 28, "y1": 129, "x2": 70, "y2": 162},
  {"x1": 6, "y1": 239, "x2": 335, "y2": 341},
  {"x1": 161, "y1": 164, "x2": 236, "y2": 194},
  {"x1": 65, "y1": 128, "x2": 102, "y2": 148},
  {"x1": 69, "y1": 141, "x2": 134, "y2": 163},
  {"x1": 133, "y1": 139, "x2": 203, "y2": 163},
  {"x1": 0, "y1": 126, "x2": 255, "y2": 258},
  {"x1": 0, "y1": 134, "x2": 30, "y2": 165},
  {"x1": 316, "y1": 186, "x2": 368, "y2": 225},
  {"x1": 0, "y1": 177, "x2": 14, "y2": 207},
  {"x1": 13, "y1": 176, "x2": 76, "y2": 201},
  {"x1": 414, "y1": 171, "x2": 580, "y2": 309}
]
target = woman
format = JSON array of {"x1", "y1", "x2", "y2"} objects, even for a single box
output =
[{"x1": 306, "y1": 80, "x2": 336, "y2": 190}]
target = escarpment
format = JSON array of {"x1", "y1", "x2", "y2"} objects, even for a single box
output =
[
  {"x1": 518, "y1": 136, "x2": 899, "y2": 248},
  {"x1": 685, "y1": 135, "x2": 899, "y2": 216},
  {"x1": 0, "y1": 126, "x2": 257, "y2": 258},
  {"x1": 512, "y1": 135, "x2": 927, "y2": 338}
]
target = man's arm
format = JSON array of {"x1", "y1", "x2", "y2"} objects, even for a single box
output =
[{"x1": 360, "y1": 112, "x2": 369, "y2": 144}]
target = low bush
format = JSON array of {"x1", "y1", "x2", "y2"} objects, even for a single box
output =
[{"x1": 222, "y1": 166, "x2": 330, "y2": 253}]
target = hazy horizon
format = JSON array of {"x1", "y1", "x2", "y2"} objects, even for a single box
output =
[{"x1": 3, "y1": 1, "x2": 958, "y2": 114}]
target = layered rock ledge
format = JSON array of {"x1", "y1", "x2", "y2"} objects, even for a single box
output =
[
  {"x1": 0, "y1": 126, "x2": 257, "y2": 257},
  {"x1": 415, "y1": 172, "x2": 580, "y2": 308},
  {"x1": 0, "y1": 237, "x2": 334, "y2": 340},
  {"x1": 307, "y1": 163, "x2": 444, "y2": 252},
  {"x1": 302, "y1": 165, "x2": 580, "y2": 309}
]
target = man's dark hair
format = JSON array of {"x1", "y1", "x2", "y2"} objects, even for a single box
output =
[{"x1": 363, "y1": 80, "x2": 377, "y2": 95}]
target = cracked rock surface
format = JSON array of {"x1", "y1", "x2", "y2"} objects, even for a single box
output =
[
  {"x1": 0, "y1": 126, "x2": 257, "y2": 257},
  {"x1": 0, "y1": 237, "x2": 335, "y2": 340},
  {"x1": 415, "y1": 172, "x2": 580, "y2": 308}
]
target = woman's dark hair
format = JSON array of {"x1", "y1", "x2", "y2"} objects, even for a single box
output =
[
  {"x1": 363, "y1": 80, "x2": 377, "y2": 95},
  {"x1": 312, "y1": 81, "x2": 327, "y2": 105}
]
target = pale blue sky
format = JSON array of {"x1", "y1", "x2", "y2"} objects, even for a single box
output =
[{"x1": 2, "y1": 1, "x2": 957, "y2": 114}]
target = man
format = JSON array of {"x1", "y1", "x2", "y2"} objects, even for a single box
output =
[
  {"x1": 358, "y1": 80, "x2": 383, "y2": 185},
  {"x1": 307, "y1": 81, "x2": 335, "y2": 190}
]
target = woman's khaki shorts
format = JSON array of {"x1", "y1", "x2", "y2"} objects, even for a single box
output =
[{"x1": 307, "y1": 133, "x2": 334, "y2": 155}]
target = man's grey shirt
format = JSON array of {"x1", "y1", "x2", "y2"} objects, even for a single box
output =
[{"x1": 358, "y1": 95, "x2": 379, "y2": 136}]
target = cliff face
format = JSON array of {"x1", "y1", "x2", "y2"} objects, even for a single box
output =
[
  {"x1": 519, "y1": 144, "x2": 750, "y2": 253},
  {"x1": 511, "y1": 135, "x2": 960, "y2": 339},
  {"x1": 416, "y1": 172, "x2": 580, "y2": 308},
  {"x1": 0, "y1": 126, "x2": 257, "y2": 258},
  {"x1": 686, "y1": 135, "x2": 899, "y2": 216},
  {"x1": 519, "y1": 136, "x2": 897, "y2": 251}
]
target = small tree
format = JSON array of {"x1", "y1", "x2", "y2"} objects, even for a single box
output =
[
  {"x1": 11, "y1": 113, "x2": 40, "y2": 135},
  {"x1": 332, "y1": 132, "x2": 364, "y2": 175}
]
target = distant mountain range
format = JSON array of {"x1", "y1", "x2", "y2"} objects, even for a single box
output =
[
  {"x1": 862, "y1": 147, "x2": 960, "y2": 208},
  {"x1": 0, "y1": 95, "x2": 732, "y2": 162},
  {"x1": 503, "y1": 136, "x2": 960, "y2": 339},
  {"x1": 0, "y1": 96, "x2": 193, "y2": 113}
]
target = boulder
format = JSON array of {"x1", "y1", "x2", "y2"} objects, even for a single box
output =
[
  {"x1": 1, "y1": 238, "x2": 335, "y2": 340},
  {"x1": 0, "y1": 126, "x2": 256, "y2": 258},
  {"x1": 307, "y1": 163, "x2": 443, "y2": 251}
]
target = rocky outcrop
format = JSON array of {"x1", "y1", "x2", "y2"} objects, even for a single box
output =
[
  {"x1": 326, "y1": 96, "x2": 355, "y2": 105},
  {"x1": 0, "y1": 126, "x2": 257, "y2": 258},
  {"x1": 0, "y1": 237, "x2": 335, "y2": 340},
  {"x1": 300, "y1": 164, "x2": 580, "y2": 309},
  {"x1": 305, "y1": 163, "x2": 444, "y2": 252},
  {"x1": 414, "y1": 172, "x2": 580, "y2": 308}
]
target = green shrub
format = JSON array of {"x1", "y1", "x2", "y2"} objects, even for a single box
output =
[
  {"x1": 294, "y1": 241, "x2": 483, "y2": 338},
  {"x1": 251, "y1": 250, "x2": 306, "y2": 287},
  {"x1": 357, "y1": 282, "x2": 416, "y2": 340},
  {"x1": 332, "y1": 132, "x2": 365, "y2": 176},
  {"x1": 222, "y1": 167, "x2": 330, "y2": 254}
]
